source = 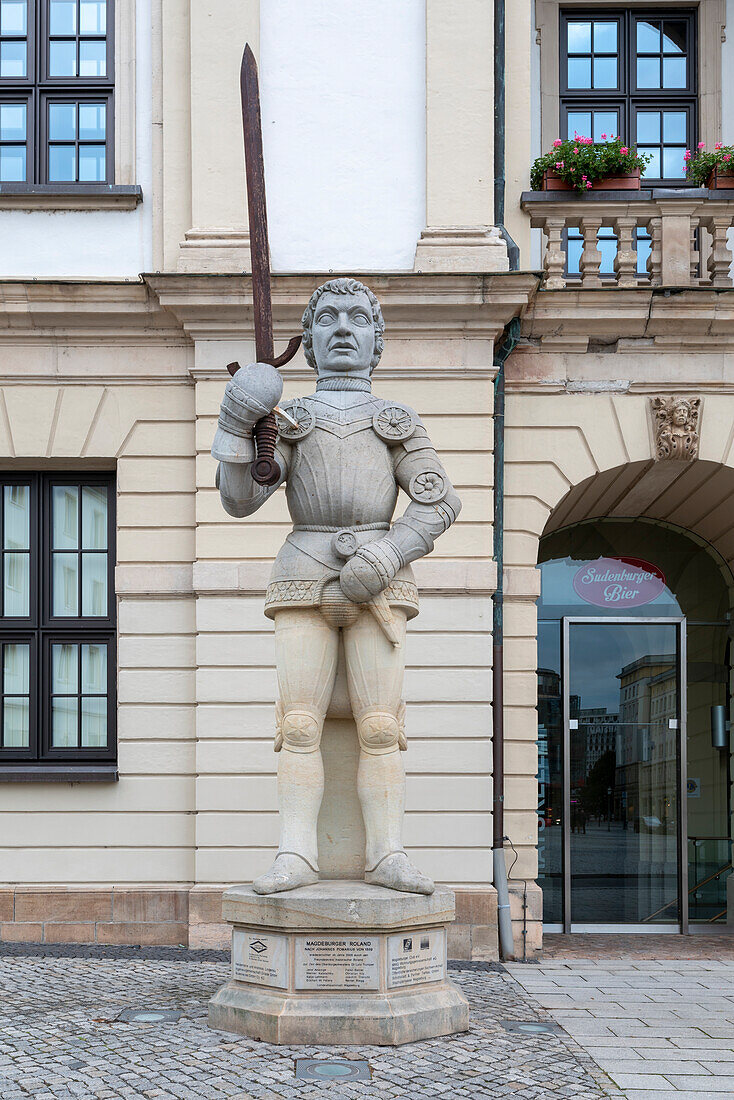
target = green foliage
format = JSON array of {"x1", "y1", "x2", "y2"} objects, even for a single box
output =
[
  {"x1": 686, "y1": 143, "x2": 734, "y2": 186},
  {"x1": 530, "y1": 135, "x2": 650, "y2": 192}
]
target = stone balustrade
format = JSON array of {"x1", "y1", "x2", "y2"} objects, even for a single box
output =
[{"x1": 521, "y1": 188, "x2": 734, "y2": 290}]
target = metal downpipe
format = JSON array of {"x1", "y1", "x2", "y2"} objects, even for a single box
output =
[
  {"x1": 492, "y1": 321, "x2": 519, "y2": 961},
  {"x1": 494, "y1": 0, "x2": 520, "y2": 269},
  {"x1": 493, "y1": 0, "x2": 521, "y2": 963}
]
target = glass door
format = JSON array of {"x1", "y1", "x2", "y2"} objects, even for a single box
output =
[{"x1": 563, "y1": 618, "x2": 686, "y2": 931}]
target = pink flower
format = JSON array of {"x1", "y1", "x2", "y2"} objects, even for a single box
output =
[
  {"x1": 716, "y1": 142, "x2": 723, "y2": 150},
  {"x1": 620, "y1": 146, "x2": 629, "y2": 154},
  {"x1": 573, "y1": 146, "x2": 579, "y2": 154},
  {"x1": 555, "y1": 161, "x2": 564, "y2": 168},
  {"x1": 601, "y1": 133, "x2": 607, "y2": 139},
  {"x1": 586, "y1": 182, "x2": 592, "y2": 189},
  {"x1": 683, "y1": 149, "x2": 692, "y2": 160},
  {"x1": 724, "y1": 155, "x2": 731, "y2": 162},
  {"x1": 553, "y1": 139, "x2": 563, "y2": 147},
  {"x1": 698, "y1": 141, "x2": 706, "y2": 149}
]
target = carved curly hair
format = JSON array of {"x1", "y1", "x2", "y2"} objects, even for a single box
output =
[{"x1": 301, "y1": 278, "x2": 385, "y2": 374}]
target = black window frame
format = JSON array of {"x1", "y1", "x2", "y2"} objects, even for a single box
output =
[
  {"x1": 0, "y1": 471, "x2": 116, "y2": 766},
  {"x1": 560, "y1": 7, "x2": 697, "y2": 187},
  {"x1": 0, "y1": 0, "x2": 114, "y2": 184}
]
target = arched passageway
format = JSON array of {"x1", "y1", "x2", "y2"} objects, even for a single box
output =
[{"x1": 536, "y1": 461, "x2": 734, "y2": 933}]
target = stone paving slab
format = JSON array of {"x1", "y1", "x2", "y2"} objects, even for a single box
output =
[
  {"x1": 508, "y1": 954, "x2": 734, "y2": 1099},
  {"x1": 0, "y1": 947, "x2": 615, "y2": 1100}
]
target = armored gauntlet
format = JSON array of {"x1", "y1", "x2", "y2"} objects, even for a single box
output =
[
  {"x1": 211, "y1": 362, "x2": 283, "y2": 463},
  {"x1": 339, "y1": 538, "x2": 403, "y2": 603}
]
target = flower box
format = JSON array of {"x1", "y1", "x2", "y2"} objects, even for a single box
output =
[
  {"x1": 707, "y1": 166, "x2": 734, "y2": 189},
  {"x1": 541, "y1": 168, "x2": 641, "y2": 191}
]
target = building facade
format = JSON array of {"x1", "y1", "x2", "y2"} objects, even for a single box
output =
[{"x1": 0, "y1": 0, "x2": 732, "y2": 956}]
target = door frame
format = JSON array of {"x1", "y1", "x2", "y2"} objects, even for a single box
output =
[{"x1": 561, "y1": 616, "x2": 688, "y2": 934}]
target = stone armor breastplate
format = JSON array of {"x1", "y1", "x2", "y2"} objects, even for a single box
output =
[
  {"x1": 286, "y1": 426, "x2": 398, "y2": 528},
  {"x1": 264, "y1": 391, "x2": 419, "y2": 621}
]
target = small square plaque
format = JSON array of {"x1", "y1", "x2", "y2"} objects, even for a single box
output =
[
  {"x1": 387, "y1": 927, "x2": 445, "y2": 989},
  {"x1": 232, "y1": 929, "x2": 288, "y2": 989},
  {"x1": 295, "y1": 935, "x2": 379, "y2": 990}
]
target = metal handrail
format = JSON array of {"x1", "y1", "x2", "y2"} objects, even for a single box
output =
[{"x1": 642, "y1": 860, "x2": 732, "y2": 923}]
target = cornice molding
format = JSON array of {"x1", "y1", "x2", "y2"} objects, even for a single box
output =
[
  {"x1": 144, "y1": 272, "x2": 539, "y2": 344},
  {"x1": 0, "y1": 280, "x2": 189, "y2": 346},
  {"x1": 521, "y1": 286, "x2": 734, "y2": 350}
]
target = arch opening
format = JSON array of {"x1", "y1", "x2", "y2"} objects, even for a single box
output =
[{"x1": 536, "y1": 464, "x2": 734, "y2": 933}]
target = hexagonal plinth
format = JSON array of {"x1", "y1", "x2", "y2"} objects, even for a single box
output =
[{"x1": 208, "y1": 881, "x2": 470, "y2": 1046}]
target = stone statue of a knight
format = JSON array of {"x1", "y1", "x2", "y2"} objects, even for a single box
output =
[{"x1": 212, "y1": 278, "x2": 462, "y2": 896}]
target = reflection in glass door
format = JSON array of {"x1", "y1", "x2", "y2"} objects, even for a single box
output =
[{"x1": 563, "y1": 619, "x2": 685, "y2": 931}]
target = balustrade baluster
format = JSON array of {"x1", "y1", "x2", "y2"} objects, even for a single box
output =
[
  {"x1": 647, "y1": 216, "x2": 662, "y2": 286},
  {"x1": 579, "y1": 218, "x2": 603, "y2": 288},
  {"x1": 690, "y1": 217, "x2": 701, "y2": 284},
  {"x1": 613, "y1": 216, "x2": 638, "y2": 289},
  {"x1": 542, "y1": 217, "x2": 567, "y2": 290},
  {"x1": 702, "y1": 215, "x2": 734, "y2": 286}
]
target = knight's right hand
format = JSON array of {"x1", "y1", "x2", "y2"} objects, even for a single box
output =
[
  {"x1": 223, "y1": 362, "x2": 283, "y2": 427},
  {"x1": 212, "y1": 362, "x2": 283, "y2": 463}
]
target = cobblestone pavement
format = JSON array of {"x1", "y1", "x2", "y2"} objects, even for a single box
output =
[
  {"x1": 0, "y1": 946, "x2": 614, "y2": 1100},
  {"x1": 509, "y1": 956, "x2": 734, "y2": 1100}
]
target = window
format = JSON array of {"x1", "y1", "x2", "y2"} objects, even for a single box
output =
[
  {"x1": 560, "y1": 8, "x2": 697, "y2": 184},
  {"x1": 0, "y1": 473, "x2": 116, "y2": 766},
  {"x1": 0, "y1": 0, "x2": 113, "y2": 183}
]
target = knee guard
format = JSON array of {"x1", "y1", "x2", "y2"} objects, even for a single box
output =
[
  {"x1": 356, "y1": 705, "x2": 405, "y2": 756},
  {"x1": 274, "y1": 701, "x2": 323, "y2": 753}
]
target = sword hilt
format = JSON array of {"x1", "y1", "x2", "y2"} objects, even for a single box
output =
[
  {"x1": 226, "y1": 335, "x2": 303, "y2": 487},
  {"x1": 252, "y1": 413, "x2": 280, "y2": 485}
]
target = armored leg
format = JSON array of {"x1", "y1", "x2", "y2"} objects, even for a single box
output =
[
  {"x1": 253, "y1": 608, "x2": 339, "y2": 895},
  {"x1": 343, "y1": 608, "x2": 433, "y2": 895}
]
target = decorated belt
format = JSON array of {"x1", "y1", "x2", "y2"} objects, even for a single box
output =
[{"x1": 292, "y1": 522, "x2": 389, "y2": 562}]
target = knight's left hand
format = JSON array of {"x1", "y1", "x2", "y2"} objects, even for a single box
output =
[{"x1": 339, "y1": 540, "x2": 401, "y2": 603}]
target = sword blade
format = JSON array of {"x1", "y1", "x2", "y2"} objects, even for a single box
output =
[{"x1": 241, "y1": 44, "x2": 274, "y2": 364}]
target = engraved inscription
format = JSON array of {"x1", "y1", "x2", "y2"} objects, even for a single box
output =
[
  {"x1": 295, "y1": 936, "x2": 379, "y2": 990},
  {"x1": 387, "y1": 928, "x2": 445, "y2": 989},
  {"x1": 232, "y1": 929, "x2": 288, "y2": 989}
]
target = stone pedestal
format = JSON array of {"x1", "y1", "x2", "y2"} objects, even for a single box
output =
[{"x1": 208, "y1": 881, "x2": 469, "y2": 1046}]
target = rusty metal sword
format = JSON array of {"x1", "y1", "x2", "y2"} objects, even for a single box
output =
[{"x1": 227, "y1": 44, "x2": 301, "y2": 486}]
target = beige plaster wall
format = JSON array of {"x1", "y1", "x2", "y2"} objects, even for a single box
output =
[
  {"x1": 0, "y1": 379, "x2": 197, "y2": 886},
  {"x1": 0, "y1": 290, "x2": 197, "y2": 888},
  {"x1": 0, "y1": 277, "x2": 510, "y2": 904}
]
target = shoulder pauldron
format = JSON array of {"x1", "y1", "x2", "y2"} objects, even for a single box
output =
[
  {"x1": 276, "y1": 399, "x2": 316, "y2": 441},
  {"x1": 372, "y1": 403, "x2": 417, "y2": 442}
]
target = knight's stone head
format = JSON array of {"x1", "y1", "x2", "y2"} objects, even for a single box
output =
[{"x1": 301, "y1": 278, "x2": 384, "y2": 377}]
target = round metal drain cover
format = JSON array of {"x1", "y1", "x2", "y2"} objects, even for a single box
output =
[
  {"x1": 295, "y1": 1059, "x2": 370, "y2": 1081},
  {"x1": 501, "y1": 1019, "x2": 561, "y2": 1036},
  {"x1": 116, "y1": 1009, "x2": 183, "y2": 1024}
]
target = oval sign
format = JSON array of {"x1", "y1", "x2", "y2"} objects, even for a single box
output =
[{"x1": 572, "y1": 556, "x2": 666, "y2": 609}]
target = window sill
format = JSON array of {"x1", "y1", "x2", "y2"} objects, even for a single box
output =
[
  {"x1": 0, "y1": 764, "x2": 118, "y2": 782},
  {"x1": 0, "y1": 185, "x2": 143, "y2": 211}
]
